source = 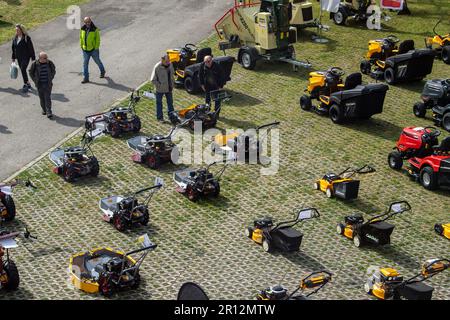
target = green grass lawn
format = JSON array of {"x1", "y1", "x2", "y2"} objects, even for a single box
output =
[{"x1": 0, "y1": 0, "x2": 89, "y2": 44}]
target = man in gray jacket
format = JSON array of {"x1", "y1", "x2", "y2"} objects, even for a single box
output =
[
  {"x1": 150, "y1": 55, "x2": 175, "y2": 122},
  {"x1": 29, "y1": 51, "x2": 56, "y2": 119}
]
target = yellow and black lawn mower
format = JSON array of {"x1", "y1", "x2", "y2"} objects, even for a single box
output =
[
  {"x1": 300, "y1": 67, "x2": 388, "y2": 123},
  {"x1": 425, "y1": 20, "x2": 450, "y2": 65},
  {"x1": 245, "y1": 207, "x2": 320, "y2": 253},
  {"x1": 256, "y1": 270, "x2": 332, "y2": 300},
  {"x1": 434, "y1": 223, "x2": 450, "y2": 240},
  {"x1": 314, "y1": 165, "x2": 376, "y2": 200},
  {"x1": 365, "y1": 258, "x2": 449, "y2": 300},
  {"x1": 337, "y1": 201, "x2": 411, "y2": 248}
]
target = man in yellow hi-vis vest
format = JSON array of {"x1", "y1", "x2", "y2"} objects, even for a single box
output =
[{"x1": 80, "y1": 16, "x2": 105, "y2": 84}]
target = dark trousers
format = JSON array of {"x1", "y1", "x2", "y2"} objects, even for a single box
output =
[
  {"x1": 155, "y1": 92, "x2": 174, "y2": 120},
  {"x1": 205, "y1": 89, "x2": 221, "y2": 115},
  {"x1": 37, "y1": 83, "x2": 52, "y2": 115},
  {"x1": 18, "y1": 59, "x2": 30, "y2": 85}
]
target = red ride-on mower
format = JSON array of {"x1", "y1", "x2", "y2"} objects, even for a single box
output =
[
  {"x1": 337, "y1": 201, "x2": 411, "y2": 248},
  {"x1": 256, "y1": 270, "x2": 332, "y2": 300},
  {"x1": 388, "y1": 126, "x2": 450, "y2": 190},
  {"x1": 246, "y1": 208, "x2": 320, "y2": 253},
  {"x1": 0, "y1": 179, "x2": 36, "y2": 222}
]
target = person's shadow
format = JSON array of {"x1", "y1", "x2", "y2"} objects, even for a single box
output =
[
  {"x1": 0, "y1": 124, "x2": 12, "y2": 134},
  {"x1": 89, "y1": 76, "x2": 133, "y2": 92},
  {"x1": 51, "y1": 115, "x2": 83, "y2": 127}
]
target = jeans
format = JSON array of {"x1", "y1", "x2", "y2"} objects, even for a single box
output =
[
  {"x1": 17, "y1": 58, "x2": 30, "y2": 85},
  {"x1": 155, "y1": 92, "x2": 174, "y2": 120},
  {"x1": 37, "y1": 83, "x2": 52, "y2": 115},
  {"x1": 205, "y1": 90, "x2": 221, "y2": 115},
  {"x1": 83, "y1": 49, "x2": 105, "y2": 80}
]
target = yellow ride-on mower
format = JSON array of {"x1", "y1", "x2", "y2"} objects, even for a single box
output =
[
  {"x1": 69, "y1": 234, "x2": 156, "y2": 297},
  {"x1": 300, "y1": 67, "x2": 388, "y2": 123},
  {"x1": 425, "y1": 20, "x2": 450, "y2": 65},
  {"x1": 256, "y1": 270, "x2": 332, "y2": 300},
  {"x1": 314, "y1": 165, "x2": 375, "y2": 200},
  {"x1": 365, "y1": 258, "x2": 449, "y2": 300},
  {"x1": 434, "y1": 223, "x2": 450, "y2": 239},
  {"x1": 337, "y1": 201, "x2": 411, "y2": 248},
  {"x1": 245, "y1": 208, "x2": 320, "y2": 253}
]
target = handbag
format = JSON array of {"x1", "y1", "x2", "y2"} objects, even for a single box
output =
[{"x1": 10, "y1": 62, "x2": 19, "y2": 79}]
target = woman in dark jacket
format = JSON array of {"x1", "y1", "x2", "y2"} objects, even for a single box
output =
[{"x1": 11, "y1": 24, "x2": 36, "y2": 92}]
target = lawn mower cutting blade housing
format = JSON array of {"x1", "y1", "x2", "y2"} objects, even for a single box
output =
[
  {"x1": 434, "y1": 223, "x2": 450, "y2": 239},
  {"x1": 50, "y1": 130, "x2": 101, "y2": 183},
  {"x1": 69, "y1": 234, "x2": 156, "y2": 297},
  {"x1": 413, "y1": 79, "x2": 450, "y2": 131},
  {"x1": 211, "y1": 121, "x2": 280, "y2": 163},
  {"x1": 0, "y1": 179, "x2": 36, "y2": 222},
  {"x1": 365, "y1": 258, "x2": 449, "y2": 300},
  {"x1": 425, "y1": 20, "x2": 450, "y2": 65},
  {"x1": 85, "y1": 90, "x2": 142, "y2": 138},
  {"x1": 257, "y1": 270, "x2": 332, "y2": 300},
  {"x1": 169, "y1": 90, "x2": 231, "y2": 131},
  {"x1": 174, "y1": 162, "x2": 227, "y2": 202},
  {"x1": 246, "y1": 207, "x2": 320, "y2": 253},
  {"x1": 360, "y1": 35, "x2": 435, "y2": 85},
  {"x1": 99, "y1": 177, "x2": 163, "y2": 232},
  {"x1": 388, "y1": 126, "x2": 450, "y2": 190},
  {"x1": 314, "y1": 165, "x2": 376, "y2": 200},
  {"x1": 337, "y1": 201, "x2": 411, "y2": 248},
  {"x1": 300, "y1": 67, "x2": 388, "y2": 124}
]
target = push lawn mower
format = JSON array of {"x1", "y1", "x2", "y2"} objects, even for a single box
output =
[
  {"x1": 69, "y1": 234, "x2": 156, "y2": 297},
  {"x1": 360, "y1": 35, "x2": 435, "y2": 84},
  {"x1": 256, "y1": 270, "x2": 332, "y2": 300},
  {"x1": 174, "y1": 162, "x2": 227, "y2": 202},
  {"x1": 85, "y1": 90, "x2": 142, "y2": 138},
  {"x1": 314, "y1": 165, "x2": 376, "y2": 200},
  {"x1": 50, "y1": 130, "x2": 100, "y2": 183},
  {"x1": 330, "y1": 0, "x2": 389, "y2": 26},
  {"x1": 337, "y1": 201, "x2": 411, "y2": 248},
  {"x1": 246, "y1": 207, "x2": 320, "y2": 253},
  {"x1": 425, "y1": 20, "x2": 450, "y2": 65},
  {"x1": 413, "y1": 79, "x2": 450, "y2": 131},
  {"x1": 0, "y1": 179, "x2": 35, "y2": 222},
  {"x1": 211, "y1": 121, "x2": 280, "y2": 163},
  {"x1": 365, "y1": 258, "x2": 449, "y2": 300},
  {"x1": 99, "y1": 177, "x2": 163, "y2": 232},
  {"x1": 434, "y1": 223, "x2": 450, "y2": 240},
  {"x1": 300, "y1": 67, "x2": 388, "y2": 123},
  {"x1": 169, "y1": 90, "x2": 231, "y2": 131},
  {"x1": 388, "y1": 126, "x2": 450, "y2": 190}
]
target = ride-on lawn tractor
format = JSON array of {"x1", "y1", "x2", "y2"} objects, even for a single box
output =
[
  {"x1": 0, "y1": 179, "x2": 35, "y2": 222},
  {"x1": 425, "y1": 20, "x2": 450, "y2": 65},
  {"x1": 300, "y1": 67, "x2": 388, "y2": 124},
  {"x1": 211, "y1": 121, "x2": 280, "y2": 163},
  {"x1": 330, "y1": 0, "x2": 389, "y2": 26},
  {"x1": 69, "y1": 234, "x2": 156, "y2": 297},
  {"x1": 99, "y1": 177, "x2": 163, "y2": 232},
  {"x1": 360, "y1": 35, "x2": 435, "y2": 84},
  {"x1": 365, "y1": 258, "x2": 449, "y2": 300},
  {"x1": 85, "y1": 90, "x2": 141, "y2": 138},
  {"x1": 434, "y1": 223, "x2": 450, "y2": 240},
  {"x1": 337, "y1": 201, "x2": 411, "y2": 248},
  {"x1": 245, "y1": 207, "x2": 320, "y2": 253},
  {"x1": 256, "y1": 270, "x2": 332, "y2": 300},
  {"x1": 413, "y1": 79, "x2": 450, "y2": 131},
  {"x1": 388, "y1": 126, "x2": 450, "y2": 190},
  {"x1": 314, "y1": 165, "x2": 376, "y2": 200},
  {"x1": 169, "y1": 90, "x2": 231, "y2": 131},
  {"x1": 173, "y1": 162, "x2": 227, "y2": 202},
  {"x1": 50, "y1": 130, "x2": 100, "y2": 183}
]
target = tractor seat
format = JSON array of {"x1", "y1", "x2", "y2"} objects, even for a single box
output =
[
  {"x1": 435, "y1": 136, "x2": 450, "y2": 153},
  {"x1": 196, "y1": 47, "x2": 212, "y2": 63},
  {"x1": 398, "y1": 40, "x2": 415, "y2": 54},
  {"x1": 344, "y1": 73, "x2": 362, "y2": 90},
  {"x1": 345, "y1": 213, "x2": 364, "y2": 225}
]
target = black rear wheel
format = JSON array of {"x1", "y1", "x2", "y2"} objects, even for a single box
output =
[
  {"x1": 360, "y1": 60, "x2": 371, "y2": 75},
  {"x1": 420, "y1": 166, "x2": 438, "y2": 190},
  {"x1": 140, "y1": 207, "x2": 150, "y2": 226},
  {"x1": 442, "y1": 113, "x2": 450, "y2": 132},
  {"x1": 113, "y1": 214, "x2": 127, "y2": 232},
  {"x1": 3, "y1": 260, "x2": 20, "y2": 291},
  {"x1": 300, "y1": 95, "x2": 312, "y2": 111},
  {"x1": 1, "y1": 195, "x2": 16, "y2": 222},
  {"x1": 211, "y1": 180, "x2": 220, "y2": 197},
  {"x1": 184, "y1": 76, "x2": 199, "y2": 94},
  {"x1": 90, "y1": 157, "x2": 100, "y2": 177},
  {"x1": 132, "y1": 117, "x2": 141, "y2": 133},
  {"x1": 434, "y1": 224, "x2": 444, "y2": 235},
  {"x1": 413, "y1": 102, "x2": 426, "y2": 118},
  {"x1": 146, "y1": 153, "x2": 161, "y2": 169},
  {"x1": 109, "y1": 123, "x2": 121, "y2": 138},
  {"x1": 388, "y1": 151, "x2": 403, "y2": 170},
  {"x1": 63, "y1": 165, "x2": 76, "y2": 183},
  {"x1": 384, "y1": 67, "x2": 396, "y2": 84},
  {"x1": 442, "y1": 46, "x2": 450, "y2": 65},
  {"x1": 329, "y1": 104, "x2": 344, "y2": 124}
]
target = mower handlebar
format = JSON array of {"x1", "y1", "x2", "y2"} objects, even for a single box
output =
[
  {"x1": 125, "y1": 244, "x2": 157, "y2": 256},
  {"x1": 256, "y1": 121, "x2": 280, "y2": 132},
  {"x1": 134, "y1": 184, "x2": 163, "y2": 196}
]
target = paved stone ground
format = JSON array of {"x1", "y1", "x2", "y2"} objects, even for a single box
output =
[{"x1": 1, "y1": 1, "x2": 449, "y2": 300}]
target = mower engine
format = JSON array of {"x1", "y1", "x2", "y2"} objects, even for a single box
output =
[
  {"x1": 257, "y1": 285, "x2": 288, "y2": 300},
  {"x1": 434, "y1": 223, "x2": 450, "y2": 239},
  {"x1": 366, "y1": 268, "x2": 403, "y2": 300}
]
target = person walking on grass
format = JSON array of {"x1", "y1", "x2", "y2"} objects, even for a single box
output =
[
  {"x1": 80, "y1": 16, "x2": 105, "y2": 83},
  {"x1": 11, "y1": 24, "x2": 36, "y2": 93},
  {"x1": 150, "y1": 55, "x2": 175, "y2": 122},
  {"x1": 29, "y1": 52, "x2": 56, "y2": 119}
]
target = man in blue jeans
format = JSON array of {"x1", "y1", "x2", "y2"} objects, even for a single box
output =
[
  {"x1": 80, "y1": 17, "x2": 105, "y2": 83},
  {"x1": 150, "y1": 55, "x2": 175, "y2": 122}
]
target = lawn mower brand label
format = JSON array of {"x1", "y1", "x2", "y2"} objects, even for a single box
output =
[
  {"x1": 397, "y1": 64, "x2": 408, "y2": 78},
  {"x1": 365, "y1": 234, "x2": 379, "y2": 243}
]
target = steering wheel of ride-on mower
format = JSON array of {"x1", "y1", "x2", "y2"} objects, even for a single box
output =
[
  {"x1": 329, "y1": 67, "x2": 345, "y2": 78},
  {"x1": 423, "y1": 126, "x2": 441, "y2": 141},
  {"x1": 184, "y1": 43, "x2": 198, "y2": 54},
  {"x1": 385, "y1": 35, "x2": 400, "y2": 44}
]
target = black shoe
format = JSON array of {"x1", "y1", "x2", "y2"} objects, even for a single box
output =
[
  {"x1": 157, "y1": 118, "x2": 165, "y2": 123},
  {"x1": 81, "y1": 79, "x2": 89, "y2": 84},
  {"x1": 100, "y1": 73, "x2": 105, "y2": 78},
  {"x1": 42, "y1": 111, "x2": 47, "y2": 115},
  {"x1": 47, "y1": 114, "x2": 53, "y2": 119},
  {"x1": 26, "y1": 83, "x2": 32, "y2": 89},
  {"x1": 22, "y1": 85, "x2": 28, "y2": 93}
]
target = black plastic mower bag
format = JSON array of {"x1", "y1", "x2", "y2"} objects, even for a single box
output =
[
  {"x1": 386, "y1": 49, "x2": 435, "y2": 81},
  {"x1": 334, "y1": 180, "x2": 360, "y2": 200},
  {"x1": 272, "y1": 228, "x2": 303, "y2": 251},
  {"x1": 364, "y1": 221, "x2": 395, "y2": 245},
  {"x1": 396, "y1": 282, "x2": 434, "y2": 300}
]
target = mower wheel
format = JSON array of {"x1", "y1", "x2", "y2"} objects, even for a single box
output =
[
  {"x1": 1, "y1": 195, "x2": 16, "y2": 222},
  {"x1": 241, "y1": 50, "x2": 256, "y2": 70},
  {"x1": 353, "y1": 234, "x2": 362, "y2": 248},
  {"x1": 336, "y1": 223, "x2": 345, "y2": 235},
  {"x1": 245, "y1": 227, "x2": 254, "y2": 239},
  {"x1": 186, "y1": 186, "x2": 199, "y2": 202},
  {"x1": 90, "y1": 158, "x2": 100, "y2": 177},
  {"x1": 360, "y1": 60, "x2": 371, "y2": 75},
  {"x1": 442, "y1": 46, "x2": 450, "y2": 65},
  {"x1": 131, "y1": 272, "x2": 141, "y2": 289},
  {"x1": 146, "y1": 153, "x2": 161, "y2": 169},
  {"x1": 388, "y1": 151, "x2": 403, "y2": 170},
  {"x1": 434, "y1": 224, "x2": 444, "y2": 235},
  {"x1": 3, "y1": 259, "x2": 20, "y2": 291},
  {"x1": 98, "y1": 276, "x2": 114, "y2": 297},
  {"x1": 109, "y1": 123, "x2": 121, "y2": 138},
  {"x1": 63, "y1": 166, "x2": 76, "y2": 183},
  {"x1": 300, "y1": 95, "x2": 312, "y2": 111},
  {"x1": 313, "y1": 182, "x2": 320, "y2": 190},
  {"x1": 326, "y1": 188, "x2": 334, "y2": 198},
  {"x1": 442, "y1": 113, "x2": 450, "y2": 132},
  {"x1": 384, "y1": 67, "x2": 396, "y2": 84},
  {"x1": 211, "y1": 180, "x2": 220, "y2": 197},
  {"x1": 413, "y1": 102, "x2": 426, "y2": 118},
  {"x1": 113, "y1": 214, "x2": 127, "y2": 232},
  {"x1": 329, "y1": 104, "x2": 345, "y2": 124},
  {"x1": 262, "y1": 238, "x2": 273, "y2": 253},
  {"x1": 184, "y1": 76, "x2": 199, "y2": 94},
  {"x1": 364, "y1": 282, "x2": 372, "y2": 295},
  {"x1": 140, "y1": 207, "x2": 150, "y2": 226},
  {"x1": 332, "y1": 8, "x2": 347, "y2": 25},
  {"x1": 132, "y1": 117, "x2": 142, "y2": 133},
  {"x1": 420, "y1": 166, "x2": 438, "y2": 190}
]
